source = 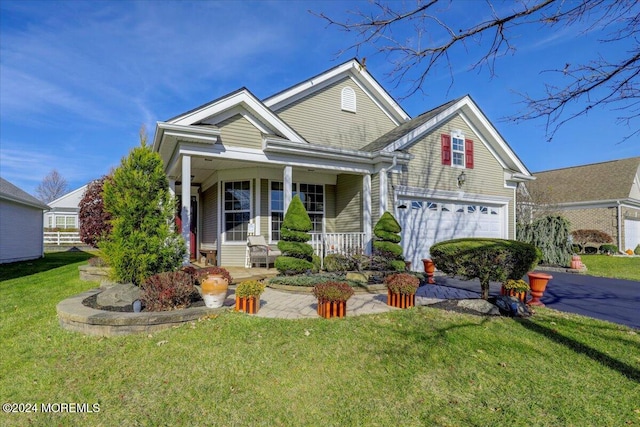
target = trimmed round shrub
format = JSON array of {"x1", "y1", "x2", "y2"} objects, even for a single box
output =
[
  {"x1": 372, "y1": 212, "x2": 404, "y2": 268},
  {"x1": 276, "y1": 195, "x2": 315, "y2": 275},
  {"x1": 430, "y1": 238, "x2": 542, "y2": 300},
  {"x1": 275, "y1": 256, "x2": 314, "y2": 275},
  {"x1": 635, "y1": 244, "x2": 640, "y2": 255},
  {"x1": 323, "y1": 254, "x2": 355, "y2": 272},
  {"x1": 599, "y1": 244, "x2": 618, "y2": 254}
]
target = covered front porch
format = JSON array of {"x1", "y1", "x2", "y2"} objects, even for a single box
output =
[{"x1": 154, "y1": 123, "x2": 410, "y2": 267}]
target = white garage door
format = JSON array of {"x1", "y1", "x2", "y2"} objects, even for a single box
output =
[
  {"x1": 624, "y1": 219, "x2": 640, "y2": 252},
  {"x1": 398, "y1": 200, "x2": 504, "y2": 271}
]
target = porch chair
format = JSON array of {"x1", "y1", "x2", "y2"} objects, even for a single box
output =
[{"x1": 247, "y1": 235, "x2": 282, "y2": 268}]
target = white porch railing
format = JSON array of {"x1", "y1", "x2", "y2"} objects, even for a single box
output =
[
  {"x1": 310, "y1": 232, "x2": 366, "y2": 259},
  {"x1": 44, "y1": 231, "x2": 82, "y2": 245}
]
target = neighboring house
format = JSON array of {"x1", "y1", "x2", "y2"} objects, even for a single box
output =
[
  {"x1": 0, "y1": 177, "x2": 50, "y2": 264},
  {"x1": 152, "y1": 59, "x2": 533, "y2": 269},
  {"x1": 44, "y1": 184, "x2": 87, "y2": 230},
  {"x1": 525, "y1": 157, "x2": 640, "y2": 252}
]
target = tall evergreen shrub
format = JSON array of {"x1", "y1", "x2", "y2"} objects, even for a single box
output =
[
  {"x1": 275, "y1": 195, "x2": 314, "y2": 275},
  {"x1": 373, "y1": 211, "x2": 405, "y2": 271},
  {"x1": 517, "y1": 215, "x2": 572, "y2": 267},
  {"x1": 100, "y1": 139, "x2": 185, "y2": 285}
]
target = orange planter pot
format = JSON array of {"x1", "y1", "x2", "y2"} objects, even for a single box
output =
[
  {"x1": 422, "y1": 259, "x2": 435, "y2": 284},
  {"x1": 235, "y1": 296, "x2": 260, "y2": 314},
  {"x1": 317, "y1": 299, "x2": 347, "y2": 318},
  {"x1": 527, "y1": 272, "x2": 553, "y2": 307},
  {"x1": 500, "y1": 286, "x2": 527, "y2": 303},
  {"x1": 387, "y1": 290, "x2": 415, "y2": 308}
]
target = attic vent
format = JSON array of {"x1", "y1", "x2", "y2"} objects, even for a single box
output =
[{"x1": 341, "y1": 87, "x2": 356, "y2": 112}]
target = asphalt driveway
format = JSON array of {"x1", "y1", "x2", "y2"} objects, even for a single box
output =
[{"x1": 435, "y1": 272, "x2": 640, "y2": 330}]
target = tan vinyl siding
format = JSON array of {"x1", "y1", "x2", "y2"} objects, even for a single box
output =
[
  {"x1": 325, "y1": 184, "x2": 336, "y2": 233},
  {"x1": 404, "y1": 116, "x2": 507, "y2": 196},
  {"x1": 274, "y1": 77, "x2": 397, "y2": 149},
  {"x1": 371, "y1": 173, "x2": 381, "y2": 222},
  {"x1": 335, "y1": 174, "x2": 362, "y2": 232},
  {"x1": 218, "y1": 114, "x2": 263, "y2": 150},
  {"x1": 259, "y1": 179, "x2": 270, "y2": 239},
  {"x1": 220, "y1": 245, "x2": 247, "y2": 267},
  {"x1": 201, "y1": 185, "x2": 218, "y2": 247}
]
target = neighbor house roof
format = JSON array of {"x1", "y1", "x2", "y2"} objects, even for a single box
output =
[
  {"x1": 0, "y1": 177, "x2": 50, "y2": 210},
  {"x1": 530, "y1": 156, "x2": 640, "y2": 204}
]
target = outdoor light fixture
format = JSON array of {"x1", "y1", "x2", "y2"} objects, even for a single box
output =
[{"x1": 457, "y1": 171, "x2": 466, "y2": 187}]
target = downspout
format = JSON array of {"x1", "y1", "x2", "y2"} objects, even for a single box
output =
[{"x1": 617, "y1": 201, "x2": 623, "y2": 251}]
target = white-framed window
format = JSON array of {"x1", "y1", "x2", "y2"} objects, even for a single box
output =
[
  {"x1": 341, "y1": 86, "x2": 356, "y2": 112},
  {"x1": 223, "y1": 180, "x2": 251, "y2": 242},
  {"x1": 270, "y1": 182, "x2": 324, "y2": 241},
  {"x1": 52, "y1": 215, "x2": 76, "y2": 229},
  {"x1": 452, "y1": 131, "x2": 465, "y2": 167}
]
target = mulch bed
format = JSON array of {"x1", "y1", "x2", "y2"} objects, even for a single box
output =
[{"x1": 82, "y1": 293, "x2": 206, "y2": 313}]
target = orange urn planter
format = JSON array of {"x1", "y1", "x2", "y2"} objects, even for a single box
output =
[
  {"x1": 387, "y1": 290, "x2": 415, "y2": 308},
  {"x1": 317, "y1": 299, "x2": 347, "y2": 318},
  {"x1": 200, "y1": 274, "x2": 229, "y2": 308},
  {"x1": 235, "y1": 296, "x2": 260, "y2": 314},
  {"x1": 500, "y1": 287, "x2": 527, "y2": 303},
  {"x1": 570, "y1": 255, "x2": 583, "y2": 269},
  {"x1": 527, "y1": 272, "x2": 553, "y2": 307},
  {"x1": 422, "y1": 258, "x2": 436, "y2": 284}
]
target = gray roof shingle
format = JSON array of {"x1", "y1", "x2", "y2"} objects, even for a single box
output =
[
  {"x1": 360, "y1": 96, "x2": 464, "y2": 152},
  {"x1": 0, "y1": 177, "x2": 50, "y2": 210}
]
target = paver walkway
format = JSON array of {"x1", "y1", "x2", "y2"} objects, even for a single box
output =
[{"x1": 228, "y1": 284, "x2": 481, "y2": 319}]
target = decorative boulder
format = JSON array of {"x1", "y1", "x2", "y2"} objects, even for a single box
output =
[{"x1": 96, "y1": 283, "x2": 142, "y2": 308}]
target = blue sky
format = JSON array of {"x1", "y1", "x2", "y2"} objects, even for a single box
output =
[{"x1": 1, "y1": 0, "x2": 639, "y2": 196}]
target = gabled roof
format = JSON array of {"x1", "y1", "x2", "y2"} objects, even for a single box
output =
[
  {"x1": 0, "y1": 177, "x2": 50, "y2": 210},
  {"x1": 263, "y1": 58, "x2": 410, "y2": 125},
  {"x1": 530, "y1": 156, "x2": 640, "y2": 204},
  {"x1": 48, "y1": 184, "x2": 88, "y2": 209},
  {"x1": 363, "y1": 95, "x2": 531, "y2": 177}
]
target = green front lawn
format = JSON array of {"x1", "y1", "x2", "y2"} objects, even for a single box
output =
[
  {"x1": 581, "y1": 254, "x2": 640, "y2": 281},
  {"x1": 1, "y1": 253, "x2": 639, "y2": 426}
]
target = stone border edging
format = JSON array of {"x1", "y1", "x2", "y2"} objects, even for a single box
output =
[{"x1": 57, "y1": 289, "x2": 228, "y2": 336}]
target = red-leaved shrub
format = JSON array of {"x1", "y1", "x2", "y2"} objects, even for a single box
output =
[{"x1": 141, "y1": 271, "x2": 199, "y2": 311}]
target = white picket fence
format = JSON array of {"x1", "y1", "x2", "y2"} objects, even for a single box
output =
[
  {"x1": 309, "y1": 232, "x2": 366, "y2": 258},
  {"x1": 44, "y1": 231, "x2": 82, "y2": 245}
]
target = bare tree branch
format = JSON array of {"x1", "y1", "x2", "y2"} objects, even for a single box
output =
[
  {"x1": 35, "y1": 169, "x2": 68, "y2": 203},
  {"x1": 314, "y1": 0, "x2": 640, "y2": 141}
]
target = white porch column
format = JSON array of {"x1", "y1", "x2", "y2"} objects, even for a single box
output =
[
  {"x1": 181, "y1": 155, "x2": 191, "y2": 265},
  {"x1": 283, "y1": 166, "x2": 293, "y2": 213},
  {"x1": 379, "y1": 170, "x2": 388, "y2": 217},
  {"x1": 363, "y1": 174, "x2": 372, "y2": 255},
  {"x1": 168, "y1": 178, "x2": 176, "y2": 232}
]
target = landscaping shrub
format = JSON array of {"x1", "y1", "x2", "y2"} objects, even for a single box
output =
[
  {"x1": 517, "y1": 215, "x2": 572, "y2": 266},
  {"x1": 599, "y1": 244, "x2": 618, "y2": 254},
  {"x1": 570, "y1": 229, "x2": 613, "y2": 247},
  {"x1": 79, "y1": 175, "x2": 112, "y2": 247},
  {"x1": 312, "y1": 281, "x2": 354, "y2": 302},
  {"x1": 141, "y1": 271, "x2": 199, "y2": 311},
  {"x1": 430, "y1": 238, "x2": 542, "y2": 300},
  {"x1": 235, "y1": 280, "x2": 265, "y2": 298},
  {"x1": 635, "y1": 244, "x2": 640, "y2": 255},
  {"x1": 324, "y1": 254, "x2": 355, "y2": 272},
  {"x1": 384, "y1": 273, "x2": 420, "y2": 295},
  {"x1": 100, "y1": 137, "x2": 185, "y2": 285},
  {"x1": 275, "y1": 195, "x2": 314, "y2": 274},
  {"x1": 372, "y1": 212, "x2": 405, "y2": 271}
]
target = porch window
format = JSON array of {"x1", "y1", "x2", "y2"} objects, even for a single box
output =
[
  {"x1": 270, "y1": 182, "x2": 324, "y2": 241},
  {"x1": 224, "y1": 181, "x2": 251, "y2": 242}
]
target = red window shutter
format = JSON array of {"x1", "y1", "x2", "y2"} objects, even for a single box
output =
[
  {"x1": 465, "y1": 139, "x2": 474, "y2": 169},
  {"x1": 441, "y1": 134, "x2": 451, "y2": 166}
]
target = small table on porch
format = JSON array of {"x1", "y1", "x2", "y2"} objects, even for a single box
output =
[{"x1": 199, "y1": 249, "x2": 217, "y2": 266}]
